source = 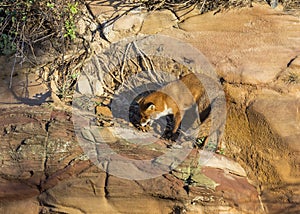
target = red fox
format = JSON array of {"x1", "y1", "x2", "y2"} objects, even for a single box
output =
[{"x1": 138, "y1": 73, "x2": 206, "y2": 134}]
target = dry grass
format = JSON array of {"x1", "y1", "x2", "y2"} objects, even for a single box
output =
[
  {"x1": 285, "y1": 71, "x2": 300, "y2": 84},
  {"x1": 122, "y1": 0, "x2": 296, "y2": 14}
]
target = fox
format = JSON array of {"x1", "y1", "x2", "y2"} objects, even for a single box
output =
[{"x1": 138, "y1": 73, "x2": 207, "y2": 134}]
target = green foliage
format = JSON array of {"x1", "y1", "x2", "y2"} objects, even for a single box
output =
[
  {"x1": 46, "y1": 2, "x2": 54, "y2": 8},
  {"x1": 218, "y1": 147, "x2": 225, "y2": 155},
  {"x1": 0, "y1": 34, "x2": 16, "y2": 55},
  {"x1": 68, "y1": 2, "x2": 78, "y2": 15},
  {"x1": 64, "y1": 2, "x2": 78, "y2": 40},
  {"x1": 173, "y1": 163, "x2": 218, "y2": 190},
  {"x1": 64, "y1": 20, "x2": 77, "y2": 40},
  {"x1": 0, "y1": 0, "x2": 80, "y2": 56},
  {"x1": 0, "y1": 0, "x2": 82, "y2": 103},
  {"x1": 205, "y1": 141, "x2": 217, "y2": 151},
  {"x1": 71, "y1": 72, "x2": 79, "y2": 80},
  {"x1": 0, "y1": 0, "x2": 34, "y2": 55}
]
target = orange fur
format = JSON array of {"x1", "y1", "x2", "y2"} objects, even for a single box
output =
[{"x1": 138, "y1": 73, "x2": 205, "y2": 133}]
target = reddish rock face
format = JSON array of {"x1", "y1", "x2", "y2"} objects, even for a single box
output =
[
  {"x1": 201, "y1": 167, "x2": 262, "y2": 213},
  {"x1": 0, "y1": 106, "x2": 264, "y2": 213}
]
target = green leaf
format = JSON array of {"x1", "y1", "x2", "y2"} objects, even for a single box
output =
[
  {"x1": 69, "y1": 2, "x2": 78, "y2": 14},
  {"x1": 47, "y1": 2, "x2": 54, "y2": 8},
  {"x1": 71, "y1": 72, "x2": 79, "y2": 79}
]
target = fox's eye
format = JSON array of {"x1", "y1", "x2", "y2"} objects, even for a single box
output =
[{"x1": 146, "y1": 103, "x2": 155, "y2": 111}]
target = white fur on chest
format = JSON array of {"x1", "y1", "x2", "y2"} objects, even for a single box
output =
[{"x1": 140, "y1": 103, "x2": 173, "y2": 127}]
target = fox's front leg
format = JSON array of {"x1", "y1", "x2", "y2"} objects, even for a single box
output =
[{"x1": 172, "y1": 112, "x2": 182, "y2": 134}]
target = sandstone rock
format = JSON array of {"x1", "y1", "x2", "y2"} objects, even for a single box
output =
[
  {"x1": 0, "y1": 107, "x2": 51, "y2": 179},
  {"x1": 39, "y1": 175, "x2": 111, "y2": 213},
  {"x1": 173, "y1": 5, "x2": 202, "y2": 21},
  {"x1": 79, "y1": 56, "x2": 105, "y2": 96},
  {"x1": 91, "y1": 126, "x2": 117, "y2": 143},
  {"x1": 39, "y1": 169, "x2": 177, "y2": 214},
  {"x1": 172, "y1": 149, "x2": 263, "y2": 213},
  {"x1": 3, "y1": 2, "x2": 300, "y2": 213},
  {"x1": 140, "y1": 10, "x2": 178, "y2": 34},
  {"x1": 173, "y1": 4, "x2": 300, "y2": 85},
  {"x1": 87, "y1": 1, "x2": 144, "y2": 42},
  {"x1": 76, "y1": 18, "x2": 88, "y2": 35},
  {"x1": 0, "y1": 107, "x2": 83, "y2": 195},
  {"x1": 105, "y1": 8, "x2": 180, "y2": 42},
  {"x1": 87, "y1": 2, "x2": 300, "y2": 87},
  {"x1": 289, "y1": 56, "x2": 300, "y2": 69},
  {"x1": 87, "y1": 1, "x2": 128, "y2": 20},
  {"x1": 0, "y1": 178, "x2": 40, "y2": 200},
  {"x1": 46, "y1": 112, "x2": 84, "y2": 175},
  {"x1": 95, "y1": 105, "x2": 113, "y2": 117},
  {"x1": 94, "y1": 79, "x2": 104, "y2": 96}
]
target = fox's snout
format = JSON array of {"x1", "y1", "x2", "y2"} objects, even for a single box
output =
[{"x1": 140, "y1": 117, "x2": 151, "y2": 127}]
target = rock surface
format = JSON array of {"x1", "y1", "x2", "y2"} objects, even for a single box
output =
[
  {"x1": 1, "y1": 1, "x2": 300, "y2": 214},
  {"x1": 0, "y1": 107, "x2": 263, "y2": 213},
  {"x1": 165, "y1": 4, "x2": 300, "y2": 85}
]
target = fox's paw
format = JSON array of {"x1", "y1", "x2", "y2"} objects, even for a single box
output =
[{"x1": 139, "y1": 125, "x2": 151, "y2": 132}]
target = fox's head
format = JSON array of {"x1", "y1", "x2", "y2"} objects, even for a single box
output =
[
  {"x1": 138, "y1": 99, "x2": 158, "y2": 127},
  {"x1": 138, "y1": 95, "x2": 173, "y2": 128}
]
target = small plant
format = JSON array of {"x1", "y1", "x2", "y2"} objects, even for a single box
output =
[
  {"x1": 46, "y1": 2, "x2": 54, "y2": 8},
  {"x1": 285, "y1": 71, "x2": 300, "y2": 84},
  {"x1": 218, "y1": 147, "x2": 225, "y2": 155},
  {"x1": 64, "y1": 2, "x2": 78, "y2": 40},
  {"x1": 195, "y1": 136, "x2": 225, "y2": 154},
  {"x1": 0, "y1": 34, "x2": 17, "y2": 55},
  {"x1": 56, "y1": 70, "x2": 79, "y2": 101},
  {"x1": 195, "y1": 137, "x2": 206, "y2": 147},
  {"x1": 64, "y1": 20, "x2": 77, "y2": 40},
  {"x1": 70, "y1": 71, "x2": 79, "y2": 80}
]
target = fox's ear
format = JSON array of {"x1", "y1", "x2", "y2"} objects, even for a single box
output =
[
  {"x1": 146, "y1": 103, "x2": 155, "y2": 110},
  {"x1": 136, "y1": 97, "x2": 144, "y2": 104}
]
